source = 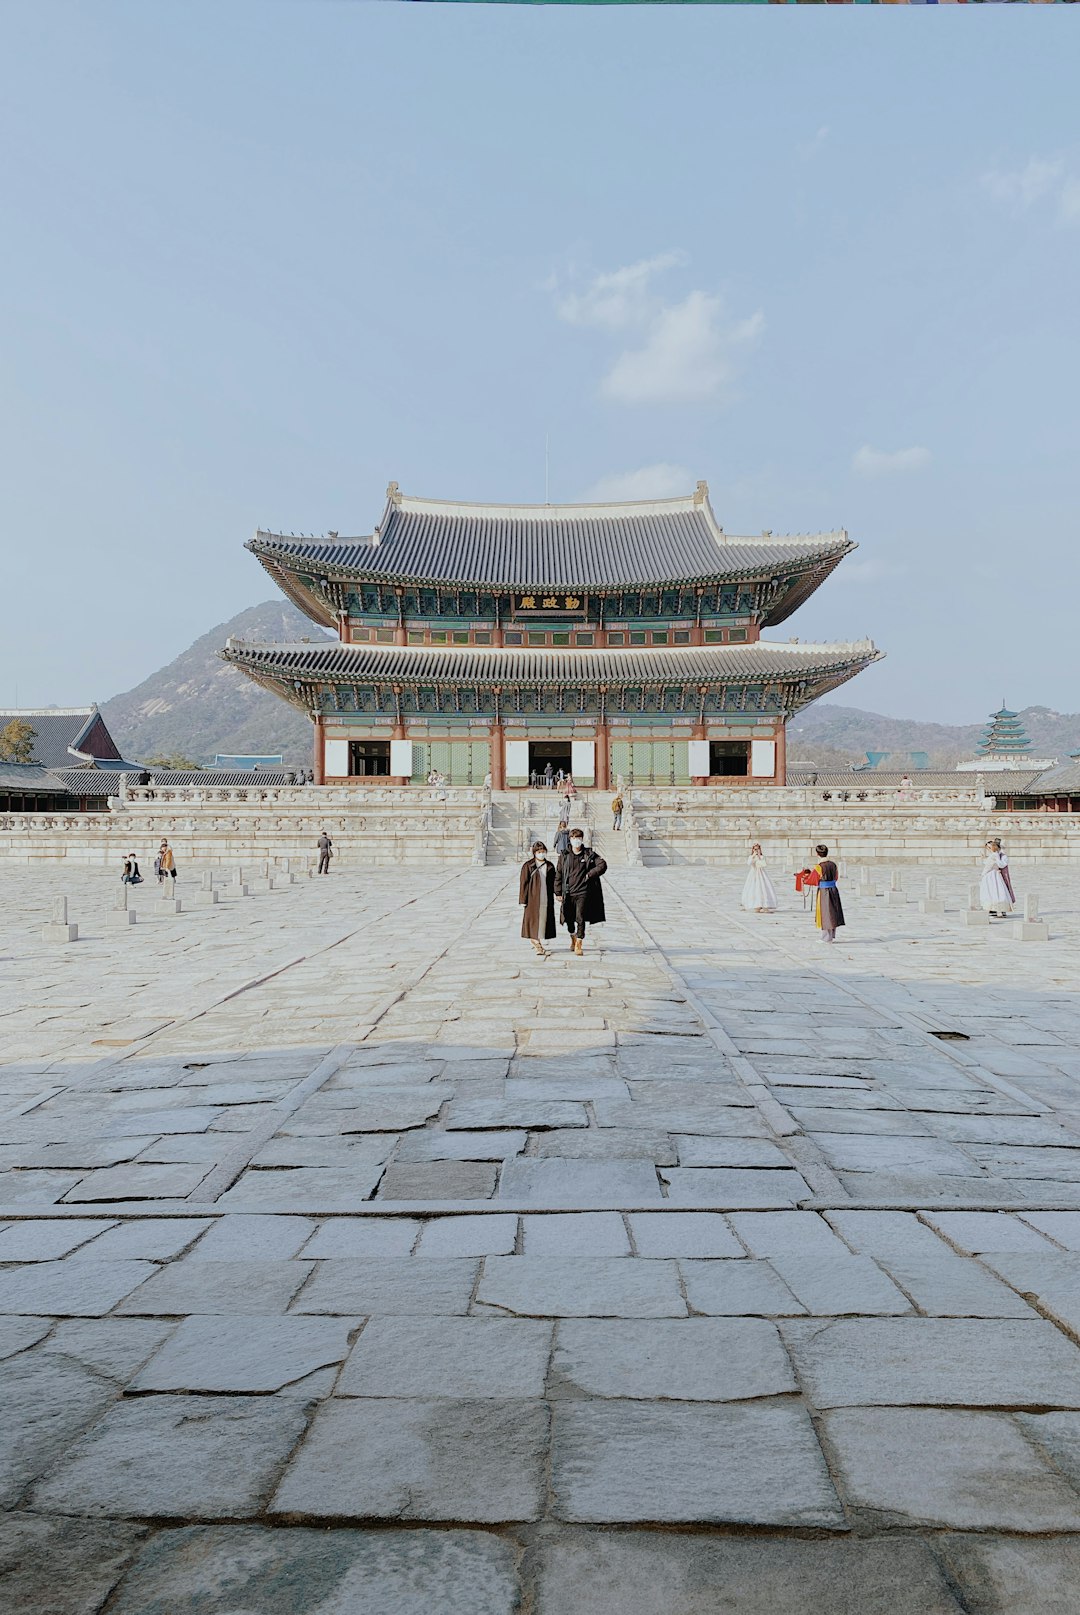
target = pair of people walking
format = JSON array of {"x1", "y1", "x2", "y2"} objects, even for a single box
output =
[
  {"x1": 980, "y1": 838, "x2": 1015, "y2": 917},
  {"x1": 519, "y1": 830, "x2": 607, "y2": 957},
  {"x1": 154, "y1": 840, "x2": 177, "y2": 885}
]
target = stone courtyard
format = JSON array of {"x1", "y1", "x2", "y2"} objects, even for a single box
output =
[{"x1": 4, "y1": 859, "x2": 1080, "y2": 1612}]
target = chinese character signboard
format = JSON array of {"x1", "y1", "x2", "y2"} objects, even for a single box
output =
[{"x1": 514, "y1": 593, "x2": 587, "y2": 616}]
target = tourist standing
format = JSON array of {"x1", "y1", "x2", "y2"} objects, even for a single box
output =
[
  {"x1": 555, "y1": 828, "x2": 607, "y2": 956},
  {"x1": 544, "y1": 762, "x2": 554, "y2": 789},
  {"x1": 553, "y1": 818, "x2": 570, "y2": 856},
  {"x1": 611, "y1": 792, "x2": 624, "y2": 831},
  {"x1": 980, "y1": 838, "x2": 1015, "y2": 918},
  {"x1": 801, "y1": 843, "x2": 843, "y2": 942},
  {"x1": 741, "y1": 842, "x2": 778, "y2": 913},
  {"x1": 519, "y1": 840, "x2": 556, "y2": 957},
  {"x1": 317, "y1": 830, "x2": 333, "y2": 874},
  {"x1": 158, "y1": 840, "x2": 177, "y2": 886}
]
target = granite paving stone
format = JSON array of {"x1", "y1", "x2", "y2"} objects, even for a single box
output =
[
  {"x1": 1018, "y1": 1211, "x2": 1080, "y2": 1248},
  {"x1": 935, "y1": 1534, "x2": 1080, "y2": 1614},
  {"x1": 0, "y1": 1354, "x2": 119, "y2": 1507},
  {"x1": 184, "y1": 1213, "x2": 317, "y2": 1260},
  {"x1": 922, "y1": 1211, "x2": 1061, "y2": 1254},
  {"x1": 661, "y1": 1167, "x2": 811, "y2": 1205},
  {"x1": 0, "y1": 1316, "x2": 52, "y2": 1359},
  {"x1": 216, "y1": 1164, "x2": 389, "y2": 1207},
  {"x1": 61, "y1": 1164, "x2": 212, "y2": 1201},
  {"x1": 768, "y1": 1253, "x2": 913, "y2": 1315},
  {"x1": 522, "y1": 1212, "x2": 631, "y2": 1256},
  {"x1": 103, "y1": 1524, "x2": 522, "y2": 1615},
  {"x1": 551, "y1": 1400, "x2": 843, "y2": 1524},
  {"x1": 271, "y1": 1397, "x2": 548, "y2": 1521},
  {"x1": 132, "y1": 1314, "x2": 356, "y2": 1391},
  {"x1": 784, "y1": 1318, "x2": 1080, "y2": 1407},
  {"x1": 0, "y1": 1259, "x2": 159, "y2": 1316},
  {"x1": 377, "y1": 1161, "x2": 498, "y2": 1199},
  {"x1": 531, "y1": 1535, "x2": 964, "y2": 1615},
  {"x1": 823, "y1": 1406, "x2": 1080, "y2": 1529},
  {"x1": 337, "y1": 1315, "x2": 552, "y2": 1397},
  {"x1": 876, "y1": 1252, "x2": 1036, "y2": 1317},
  {"x1": 42, "y1": 1318, "x2": 176, "y2": 1379},
  {"x1": 300, "y1": 1217, "x2": 422, "y2": 1258},
  {"x1": 32, "y1": 1394, "x2": 312, "y2": 1519},
  {"x1": 728, "y1": 1211, "x2": 851, "y2": 1256},
  {"x1": 292, "y1": 1257, "x2": 479, "y2": 1315},
  {"x1": 414, "y1": 1213, "x2": 518, "y2": 1255},
  {"x1": 628, "y1": 1212, "x2": 743, "y2": 1257},
  {"x1": 550, "y1": 1317, "x2": 796, "y2": 1401},
  {"x1": 477, "y1": 1256, "x2": 686, "y2": 1317},
  {"x1": 500, "y1": 1158, "x2": 662, "y2": 1206},
  {"x1": 0, "y1": 1514, "x2": 148, "y2": 1615},
  {"x1": 67, "y1": 1218, "x2": 212, "y2": 1261},
  {"x1": 117, "y1": 1259, "x2": 313, "y2": 1316},
  {"x1": 0, "y1": 1218, "x2": 115, "y2": 1261},
  {"x1": 679, "y1": 1258, "x2": 803, "y2": 1316}
]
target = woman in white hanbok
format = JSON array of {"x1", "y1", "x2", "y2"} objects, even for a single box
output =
[
  {"x1": 979, "y1": 839, "x2": 1015, "y2": 917},
  {"x1": 741, "y1": 843, "x2": 778, "y2": 913}
]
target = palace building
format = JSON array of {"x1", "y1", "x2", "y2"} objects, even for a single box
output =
[{"x1": 223, "y1": 482, "x2": 882, "y2": 789}]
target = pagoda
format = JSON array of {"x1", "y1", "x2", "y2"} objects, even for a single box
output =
[
  {"x1": 223, "y1": 481, "x2": 882, "y2": 788},
  {"x1": 957, "y1": 703, "x2": 1055, "y2": 774}
]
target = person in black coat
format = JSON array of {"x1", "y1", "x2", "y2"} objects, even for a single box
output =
[
  {"x1": 519, "y1": 840, "x2": 557, "y2": 957},
  {"x1": 555, "y1": 828, "x2": 607, "y2": 956}
]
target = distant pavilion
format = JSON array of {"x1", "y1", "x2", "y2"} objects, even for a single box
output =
[{"x1": 223, "y1": 482, "x2": 882, "y2": 788}]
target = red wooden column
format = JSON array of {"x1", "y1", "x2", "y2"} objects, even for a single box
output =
[
  {"x1": 313, "y1": 716, "x2": 326, "y2": 785},
  {"x1": 490, "y1": 724, "x2": 505, "y2": 790},
  {"x1": 776, "y1": 722, "x2": 787, "y2": 786},
  {"x1": 595, "y1": 725, "x2": 611, "y2": 792}
]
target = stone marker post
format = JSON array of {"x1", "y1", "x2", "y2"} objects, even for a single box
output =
[
  {"x1": 886, "y1": 869, "x2": 907, "y2": 906},
  {"x1": 965, "y1": 882, "x2": 989, "y2": 927},
  {"x1": 196, "y1": 869, "x2": 220, "y2": 907},
  {"x1": 1020, "y1": 892, "x2": 1049, "y2": 942},
  {"x1": 42, "y1": 895, "x2": 78, "y2": 943},
  {"x1": 107, "y1": 885, "x2": 136, "y2": 927},
  {"x1": 919, "y1": 875, "x2": 944, "y2": 915}
]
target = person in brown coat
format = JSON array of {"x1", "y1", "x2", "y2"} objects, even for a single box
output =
[{"x1": 519, "y1": 840, "x2": 557, "y2": 957}]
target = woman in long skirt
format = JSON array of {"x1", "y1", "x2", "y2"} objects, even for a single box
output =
[
  {"x1": 980, "y1": 838, "x2": 1015, "y2": 918},
  {"x1": 806, "y1": 843, "x2": 845, "y2": 942},
  {"x1": 741, "y1": 842, "x2": 778, "y2": 912},
  {"x1": 519, "y1": 840, "x2": 557, "y2": 957}
]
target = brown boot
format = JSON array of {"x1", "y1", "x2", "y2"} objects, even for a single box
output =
[{"x1": 573, "y1": 935, "x2": 583, "y2": 956}]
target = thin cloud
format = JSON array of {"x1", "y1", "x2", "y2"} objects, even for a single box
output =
[
  {"x1": 981, "y1": 156, "x2": 1080, "y2": 225},
  {"x1": 555, "y1": 252, "x2": 686, "y2": 330},
  {"x1": 582, "y1": 464, "x2": 693, "y2": 503},
  {"x1": 798, "y1": 125, "x2": 830, "y2": 162},
  {"x1": 852, "y1": 445, "x2": 931, "y2": 479},
  {"x1": 554, "y1": 254, "x2": 764, "y2": 406}
]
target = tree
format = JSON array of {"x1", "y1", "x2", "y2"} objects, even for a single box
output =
[
  {"x1": 0, "y1": 719, "x2": 37, "y2": 764},
  {"x1": 143, "y1": 754, "x2": 204, "y2": 771}
]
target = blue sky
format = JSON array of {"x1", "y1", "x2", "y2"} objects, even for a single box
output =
[{"x1": 1, "y1": 2, "x2": 1077, "y2": 723}]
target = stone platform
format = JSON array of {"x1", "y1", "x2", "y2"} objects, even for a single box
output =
[{"x1": 3, "y1": 862, "x2": 1080, "y2": 1612}]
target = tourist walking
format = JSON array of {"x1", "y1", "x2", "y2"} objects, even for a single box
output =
[
  {"x1": 611, "y1": 792, "x2": 624, "y2": 831},
  {"x1": 519, "y1": 840, "x2": 557, "y2": 957},
  {"x1": 317, "y1": 830, "x2": 333, "y2": 875},
  {"x1": 157, "y1": 840, "x2": 177, "y2": 886},
  {"x1": 553, "y1": 818, "x2": 570, "y2": 856},
  {"x1": 741, "y1": 842, "x2": 778, "y2": 913},
  {"x1": 980, "y1": 837, "x2": 1015, "y2": 917},
  {"x1": 801, "y1": 843, "x2": 844, "y2": 942},
  {"x1": 555, "y1": 828, "x2": 607, "y2": 956}
]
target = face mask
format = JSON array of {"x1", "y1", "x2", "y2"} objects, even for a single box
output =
[
  {"x1": 534, "y1": 852, "x2": 546, "y2": 863},
  {"x1": 570, "y1": 838, "x2": 584, "y2": 851}
]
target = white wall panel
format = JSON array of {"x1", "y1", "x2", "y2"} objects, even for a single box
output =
[
  {"x1": 571, "y1": 740, "x2": 596, "y2": 783},
  {"x1": 390, "y1": 739, "x2": 413, "y2": 776},
  {"x1": 751, "y1": 739, "x2": 777, "y2": 778},
  {"x1": 324, "y1": 739, "x2": 349, "y2": 777},
  {"x1": 688, "y1": 739, "x2": 710, "y2": 777}
]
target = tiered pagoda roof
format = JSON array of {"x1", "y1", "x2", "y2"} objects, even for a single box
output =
[
  {"x1": 977, "y1": 704, "x2": 1033, "y2": 756},
  {"x1": 249, "y1": 483, "x2": 855, "y2": 629}
]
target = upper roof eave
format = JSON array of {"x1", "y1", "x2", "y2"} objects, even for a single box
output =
[{"x1": 247, "y1": 529, "x2": 855, "y2": 593}]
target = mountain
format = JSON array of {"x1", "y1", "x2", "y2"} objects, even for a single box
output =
[
  {"x1": 101, "y1": 601, "x2": 329, "y2": 765},
  {"x1": 789, "y1": 702, "x2": 1080, "y2": 769}
]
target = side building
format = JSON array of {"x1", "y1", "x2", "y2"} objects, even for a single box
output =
[{"x1": 222, "y1": 482, "x2": 882, "y2": 789}]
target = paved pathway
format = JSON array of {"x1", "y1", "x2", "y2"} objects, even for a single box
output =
[{"x1": 3, "y1": 861, "x2": 1080, "y2": 1612}]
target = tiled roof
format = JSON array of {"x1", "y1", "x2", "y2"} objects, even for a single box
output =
[
  {"x1": 250, "y1": 486, "x2": 852, "y2": 590},
  {"x1": 1023, "y1": 760, "x2": 1080, "y2": 796},
  {"x1": 223, "y1": 638, "x2": 882, "y2": 685},
  {"x1": 0, "y1": 762, "x2": 73, "y2": 794},
  {"x1": 55, "y1": 768, "x2": 299, "y2": 791},
  {"x1": 786, "y1": 770, "x2": 1036, "y2": 791},
  {"x1": 0, "y1": 706, "x2": 125, "y2": 769}
]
